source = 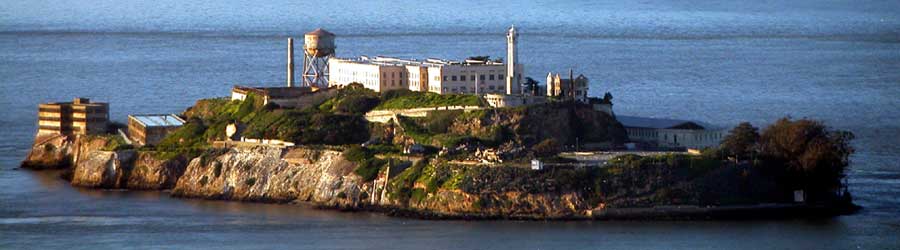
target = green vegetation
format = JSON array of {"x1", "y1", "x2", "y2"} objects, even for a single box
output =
[
  {"x1": 318, "y1": 83, "x2": 380, "y2": 114},
  {"x1": 103, "y1": 134, "x2": 134, "y2": 151},
  {"x1": 375, "y1": 89, "x2": 483, "y2": 110},
  {"x1": 154, "y1": 90, "x2": 372, "y2": 159},
  {"x1": 720, "y1": 122, "x2": 759, "y2": 161},
  {"x1": 344, "y1": 146, "x2": 408, "y2": 182}
]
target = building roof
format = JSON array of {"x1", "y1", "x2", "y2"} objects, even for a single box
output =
[
  {"x1": 130, "y1": 114, "x2": 185, "y2": 127},
  {"x1": 617, "y1": 115, "x2": 711, "y2": 130},
  {"x1": 306, "y1": 28, "x2": 335, "y2": 36},
  {"x1": 332, "y1": 56, "x2": 507, "y2": 68}
]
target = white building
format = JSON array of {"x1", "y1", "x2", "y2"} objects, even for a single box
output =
[
  {"x1": 328, "y1": 57, "x2": 409, "y2": 92},
  {"x1": 327, "y1": 26, "x2": 524, "y2": 95},
  {"x1": 328, "y1": 56, "x2": 523, "y2": 94},
  {"x1": 618, "y1": 115, "x2": 726, "y2": 149}
]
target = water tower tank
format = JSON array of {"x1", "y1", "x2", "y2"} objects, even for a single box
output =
[{"x1": 304, "y1": 28, "x2": 335, "y2": 57}]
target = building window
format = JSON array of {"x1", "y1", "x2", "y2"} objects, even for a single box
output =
[
  {"x1": 469, "y1": 75, "x2": 474, "y2": 81},
  {"x1": 451, "y1": 76, "x2": 457, "y2": 81},
  {"x1": 443, "y1": 76, "x2": 447, "y2": 81},
  {"x1": 480, "y1": 75, "x2": 486, "y2": 81},
  {"x1": 499, "y1": 74, "x2": 504, "y2": 79},
  {"x1": 489, "y1": 85, "x2": 495, "y2": 90},
  {"x1": 489, "y1": 75, "x2": 495, "y2": 80}
]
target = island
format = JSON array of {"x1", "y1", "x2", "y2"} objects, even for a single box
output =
[{"x1": 19, "y1": 27, "x2": 859, "y2": 220}]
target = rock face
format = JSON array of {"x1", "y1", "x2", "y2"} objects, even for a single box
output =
[
  {"x1": 21, "y1": 134, "x2": 111, "y2": 170},
  {"x1": 171, "y1": 146, "x2": 371, "y2": 208},
  {"x1": 22, "y1": 134, "x2": 596, "y2": 219},
  {"x1": 127, "y1": 153, "x2": 188, "y2": 190},
  {"x1": 71, "y1": 150, "x2": 135, "y2": 188},
  {"x1": 411, "y1": 190, "x2": 588, "y2": 219},
  {"x1": 69, "y1": 150, "x2": 186, "y2": 189},
  {"x1": 21, "y1": 134, "x2": 75, "y2": 169}
]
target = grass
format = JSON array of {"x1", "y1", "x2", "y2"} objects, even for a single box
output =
[{"x1": 375, "y1": 91, "x2": 483, "y2": 110}]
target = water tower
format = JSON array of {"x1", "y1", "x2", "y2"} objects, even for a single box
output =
[{"x1": 302, "y1": 28, "x2": 335, "y2": 88}]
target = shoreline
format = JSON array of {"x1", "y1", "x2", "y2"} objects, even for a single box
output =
[{"x1": 27, "y1": 167, "x2": 861, "y2": 221}]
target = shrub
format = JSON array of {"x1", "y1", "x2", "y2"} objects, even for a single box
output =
[
  {"x1": 532, "y1": 138, "x2": 560, "y2": 158},
  {"x1": 721, "y1": 122, "x2": 760, "y2": 161}
]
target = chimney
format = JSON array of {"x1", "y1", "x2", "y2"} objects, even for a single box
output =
[
  {"x1": 287, "y1": 37, "x2": 295, "y2": 87},
  {"x1": 568, "y1": 68, "x2": 575, "y2": 99}
]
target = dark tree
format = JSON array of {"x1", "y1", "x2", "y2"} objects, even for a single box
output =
[
  {"x1": 721, "y1": 122, "x2": 759, "y2": 162},
  {"x1": 602, "y1": 92, "x2": 613, "y2": 104},
  {"x1": 758, "y1": 117, "x2": 855, "y2": 197},
  {"x1": 467, "y1": 56, "x2": 490, "y2": 61},
  {"x1": 524, "y1": 77, "x2": 540, "y2": 95}
]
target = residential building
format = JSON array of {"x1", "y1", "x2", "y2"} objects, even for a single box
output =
[
  {"x1": 546, "y1": 70, "x2": 589, "y2": 103},
  {"x1": 127, "y1": 114, "x2": 185, "y2": 146},
  {"x1": 37, "y1": 97, "x2": 109, "y2": 136}
]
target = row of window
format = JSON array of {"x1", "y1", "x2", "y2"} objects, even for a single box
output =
[
  {"x1": 441, "y1": 86, "x2": 505, "y2": 94},
  {"x1": 444, "y1": 74, "x2": 504, "y2": 82}
]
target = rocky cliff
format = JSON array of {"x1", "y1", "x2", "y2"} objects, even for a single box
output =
[
  {"x1": 69, "y1": 150, "x2": 186, "y2": 189},
  {"x1": 170, "y1": 146, "x2": 371, "y2": 208},
  {"x1": 22, "y1": 133, "x2": 598, "y2": 219},
  {"x1": 21, "y1": 134, "x2": 109, "y2": 170}
]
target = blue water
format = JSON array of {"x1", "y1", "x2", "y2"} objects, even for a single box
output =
[{"x1": 2, "y1": 0, "x2": 900, "y2": 249}]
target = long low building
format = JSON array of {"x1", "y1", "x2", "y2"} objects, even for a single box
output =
[
  {"x1": 38, "y1": 97, "x2": 109, "y2": 136},
  {"x1": 127, "y1": 114, "x2": 185, "y2": 146},
  {"x1": 618, "y1": 115, "x2": 726, "y2": 149}
]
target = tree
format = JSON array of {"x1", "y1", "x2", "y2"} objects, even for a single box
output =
[
  {"x1": 757, "y1": 117, "x2": 854, "y2": 197},
  {"x1": 721, "y1": 122, "x2": 759, "y2": 162},
  {"x1": 602, "y1": 92, "x2": 613, "y2": 104},
  {"x1": 466, "y1": 56, "x2": 491, "y2": 61},
  {"x1": 524, "y1": 77, "x2": 540, "y2": 95}
]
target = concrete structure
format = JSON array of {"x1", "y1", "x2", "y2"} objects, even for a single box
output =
[
  {"x1": 303, "y1": 28, "x2": 335, "y2": 88},
  {"x1": 531, "y1": 159, "x2": 544, "y2": 170},
  {"x1": 127, "y1": 114, "x2": 185, "y2": 146},
  {"x1": 231, "y1": 85, "x2": 336, "y2": 109},
  {"x1": 287, "y1": 37, "x2": 295, "y2": 87},
  {"x1": 38, "y1": 97, "x2": 109, "y2": 136},
  {"x1": 546, "y1": 70, "x2": 589, "y2": 103},
  {"x1": 618, "y1": 115, "x2": 725, "y2": 149}
]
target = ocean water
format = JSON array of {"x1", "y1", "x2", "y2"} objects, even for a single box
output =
[{"x1": 1, "y1": 0, "x2": 900, "y2": 249}]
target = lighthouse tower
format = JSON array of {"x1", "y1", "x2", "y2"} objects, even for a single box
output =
[{"x1": 506, "y1": 25, "x2": 520, "y2": 95}]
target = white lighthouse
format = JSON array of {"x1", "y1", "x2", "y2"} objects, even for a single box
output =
[{"x1": 506, "y1": 25, "x2": 520, "y2": 95}]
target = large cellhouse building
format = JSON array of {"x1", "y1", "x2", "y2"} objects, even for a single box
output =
[
  {"x1": 328, "y1": 26, "x2": 523, "y2": 95},
  {"x1": 329, "y1": 56, "x2": 523, "y2": 94}
]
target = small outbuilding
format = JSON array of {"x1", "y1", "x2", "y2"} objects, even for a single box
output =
[{"x1": 127, "y1": 114, "x2": 185, "y2": 146}]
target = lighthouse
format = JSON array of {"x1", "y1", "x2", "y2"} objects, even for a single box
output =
[{"x1": 506, "y1": 25, "x2": 520, "y2": 95}]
